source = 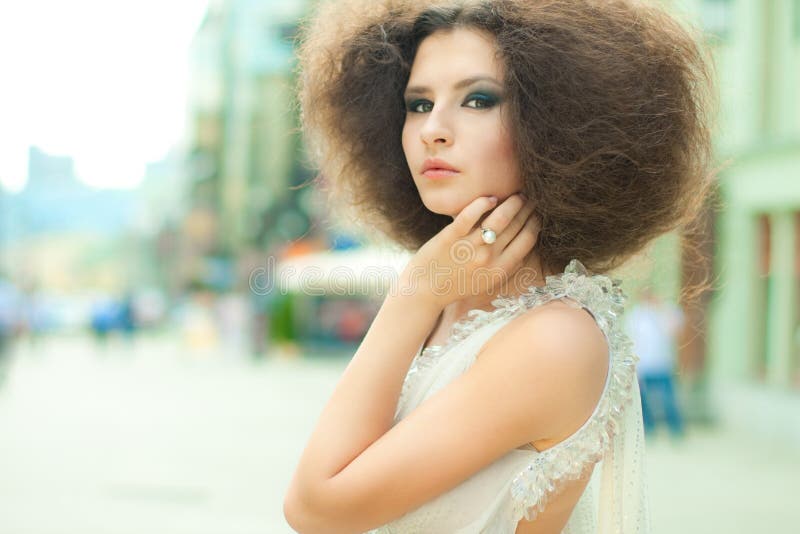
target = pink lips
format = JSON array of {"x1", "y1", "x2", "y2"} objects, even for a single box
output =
[{"x1": 421, "y1": 158, "x2": 460, "y2": 179}]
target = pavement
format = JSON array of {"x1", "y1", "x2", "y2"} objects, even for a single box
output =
[{"x1": 0, "y1": 334, "x2": 797, "y2": 534}]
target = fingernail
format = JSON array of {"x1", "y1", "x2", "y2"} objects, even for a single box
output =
[{"x1": 488, "y1": 196, "x2": 498, "y2": 204}]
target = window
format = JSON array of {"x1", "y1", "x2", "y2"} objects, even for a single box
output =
[
  {"x1": 793, "y1": 212, "x2": 800, "y2": 388},
  {"x1": 278, "y1": 23, "x2": 298, "y2": 46},
  {"x1": 753, "y1": 214, "x2": 771, "y2": 381},
  {"x1": 701, "y1": 0, "x2": 735, "y2": 41},
  {"x1": 794, "y1": 0, "x2": 800, "y2": 42}
]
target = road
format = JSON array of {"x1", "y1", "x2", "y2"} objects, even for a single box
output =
[{"x1": 0, "y1": 334, "x2": 796, "y2": 533}]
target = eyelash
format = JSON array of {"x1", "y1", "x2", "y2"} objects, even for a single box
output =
[{"x1": 405, "y1": 93, "x2": 499, "y2": 113}]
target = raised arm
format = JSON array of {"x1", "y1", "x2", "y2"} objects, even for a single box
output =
[
  {"x1": 283, "y1": 194, "x2": 539, "y2": 531},
  {"x1": 283, "y1": 294, "x2": 608, "y2": 534}
]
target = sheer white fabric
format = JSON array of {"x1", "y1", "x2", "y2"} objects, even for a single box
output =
[{"x1": 366, "y1": 259, "x2": 650, "y2": 533}]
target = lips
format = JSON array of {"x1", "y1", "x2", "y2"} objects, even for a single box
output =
[{"x1": 421, "y1": 158, "x2": 460, "y2": 178}]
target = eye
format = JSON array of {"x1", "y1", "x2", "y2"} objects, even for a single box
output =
[
  {"x1": 406, "y1": 99, "x2": 433, "y2": 113},
  {"x1": 464, "y1": 93, "x2": 499, "y2": 109}
]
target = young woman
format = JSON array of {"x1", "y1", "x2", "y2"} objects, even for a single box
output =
[{"x1": 284, "y1": 1, "x2": 716, "y2": 532}]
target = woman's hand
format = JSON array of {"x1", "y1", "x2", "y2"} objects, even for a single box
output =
[{"x1": 401, "y1": 193, "x2": 541, "y2": 309}]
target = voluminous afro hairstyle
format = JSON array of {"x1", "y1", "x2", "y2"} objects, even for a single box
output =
[{"x1": 295, "y1": 0, "x2": 719, "y2": 276}]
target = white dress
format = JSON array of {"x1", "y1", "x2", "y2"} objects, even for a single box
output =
[{"x1": 367, "y1": 259, "x2": 650, "y2": 533}]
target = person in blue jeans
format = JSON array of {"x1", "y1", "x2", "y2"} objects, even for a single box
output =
[{"x1": 625, "y1": 287, "x2": 685, "y2": 438}]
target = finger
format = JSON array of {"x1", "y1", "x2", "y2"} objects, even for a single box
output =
[
  {"x1": 497, "y1": 211, "x2": 540, "y2": 266},
  {"x1": 451, "y1": 196, "x2": 498, "y2": 237},
  {"x1": 474, "y1": 193, "x2": 526, "y2": 244},
  {"x1": 495, "y1": 200, "x2": 536, "y2": 250}
]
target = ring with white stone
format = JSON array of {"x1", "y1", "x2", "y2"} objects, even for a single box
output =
[{"x1": 480, "y1": 227, "x2": 497, "y2": 244}]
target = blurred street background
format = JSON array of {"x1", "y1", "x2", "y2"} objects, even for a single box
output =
[
  {"x1": 0, "y1": 0, "x2": 798, "y2": 533},
  {"x1": 0, "y1": 336, "x2": 798, "y2": 534}
]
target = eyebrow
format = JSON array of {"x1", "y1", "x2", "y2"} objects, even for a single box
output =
[{"x1": 403, "y1": 75, "x2": 502, "y2": 96}]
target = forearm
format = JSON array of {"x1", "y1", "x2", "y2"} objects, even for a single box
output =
[{"x1": 286, "y1": 281, "x2": 441, "y2": 502}]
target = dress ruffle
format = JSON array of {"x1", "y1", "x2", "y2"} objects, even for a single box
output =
[
  {"x1": 398, "y1": 258, "x2": 640, "y2": 523},
  {"x1": 504, "y1": 259, "x2": 640, "y2": 523}
]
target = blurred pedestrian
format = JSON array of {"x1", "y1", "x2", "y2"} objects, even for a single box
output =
[
  {"x1": 0, "y1": 277, "x2": 21, "y2": 379},
  {"x1": 625, "y1": 286, "x2": 686, "y2": 439}
]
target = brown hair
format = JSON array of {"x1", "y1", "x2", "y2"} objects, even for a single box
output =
[{"x1": 295, "y1": 0, "x2": 720, "y2": 278}]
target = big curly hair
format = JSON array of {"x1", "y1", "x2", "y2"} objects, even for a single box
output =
[{"x1": 295, "y1": 0, "x2": 718, "y2": 276}]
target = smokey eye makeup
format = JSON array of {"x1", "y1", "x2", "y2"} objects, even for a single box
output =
[
  {"x1": 404, "y1": 90, "x2": 502, "y2": 113},
  {"x1": 464, "y1": 91, "x2": 501, "y2": 109},
  {"x1": 405, "y1": 99, "x2": 434, "y2": 113}
]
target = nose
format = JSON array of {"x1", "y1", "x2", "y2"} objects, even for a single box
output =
[{"x1": 420, "y1": 109, "x2": 453, "y2": 146}]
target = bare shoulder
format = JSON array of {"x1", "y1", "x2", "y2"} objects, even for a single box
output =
[{"x1": 474, "y1": 298, "x2": 610, "y2": 446}]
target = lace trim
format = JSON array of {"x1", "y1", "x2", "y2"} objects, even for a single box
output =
[
  {"x1": 393, "y1": 258, "x2": 639, "y2": 527},
  {"x1": 508, "y1": 259, "x2": 639, "y2": 522},
  {"x1": 400, "y1": 259, "x2": 630, "y2": 402},
  {"x1": 398, "y1": 278, "x2": 537, "y2": 403}
]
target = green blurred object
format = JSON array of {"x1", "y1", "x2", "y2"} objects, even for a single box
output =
[{"x1": 269, "y1": 291, "x2": 296, "y2": 343}]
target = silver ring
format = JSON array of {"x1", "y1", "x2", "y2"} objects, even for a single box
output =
[{"x1": 480, "y1": 227, "x2": 497, "y2": 244}]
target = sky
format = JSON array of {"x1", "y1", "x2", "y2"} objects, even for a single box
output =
[{"x1": 0, "y1": 0, "x2": 209, "y2": 192}]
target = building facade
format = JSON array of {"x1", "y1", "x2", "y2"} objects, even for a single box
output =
[{"x1": 667, "y1": 0, "x2": 800, "y2": 442}]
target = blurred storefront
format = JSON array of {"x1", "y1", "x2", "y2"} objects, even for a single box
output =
[{"x1": 270, "y1": 245, "x2": 411, "y2": 353}]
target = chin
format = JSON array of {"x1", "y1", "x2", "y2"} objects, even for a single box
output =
[{"x1": 421, "y1": 198, "x2": 462, "y2": 218}]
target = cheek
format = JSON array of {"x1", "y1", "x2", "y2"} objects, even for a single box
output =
[
  {"x1": 485, "y1": 126, "x2": 521, "y2": 186},
  {"x1": 401, "y1": 123, "x2": 414, "y2": 161}
]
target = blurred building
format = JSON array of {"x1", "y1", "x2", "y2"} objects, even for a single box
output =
[
  {"x1": 176, "y1": 0, "x2": 357, "y2": 354},
  {"x1": 183, "y1": 0, "x2": 318, "y2": 268},
  {"x1": 697, "y1": 0, "x2": 800, "y2": 444},
  {"x1": 2, "y1": 147, "x2": 135, "y2": 242},
  {"x1": 632, "y1": 1, "x2": 800, "y2": 443},
  {"x1": 133, "y1": 149, "x2": 189, "y2": 296},
  {"x1": 0, "y1": 146, "x2": 139, "y2": 292}
]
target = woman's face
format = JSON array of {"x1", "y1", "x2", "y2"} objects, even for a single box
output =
[{"x1": 402, "y1": 28, "x2": 523, "y2": 218}]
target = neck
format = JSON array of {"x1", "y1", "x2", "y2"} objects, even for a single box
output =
[{"x1": 446, "y1": 251, "x2": 553, "y2": 319}]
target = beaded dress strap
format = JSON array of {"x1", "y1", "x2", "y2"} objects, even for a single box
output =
[{"x1": 505, "y1": 260, "x2": 640, "y2": 522}]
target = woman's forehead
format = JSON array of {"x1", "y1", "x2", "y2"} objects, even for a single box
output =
[{"x1": 408, "y1": 27, "x2": 503, "y2": 83}]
